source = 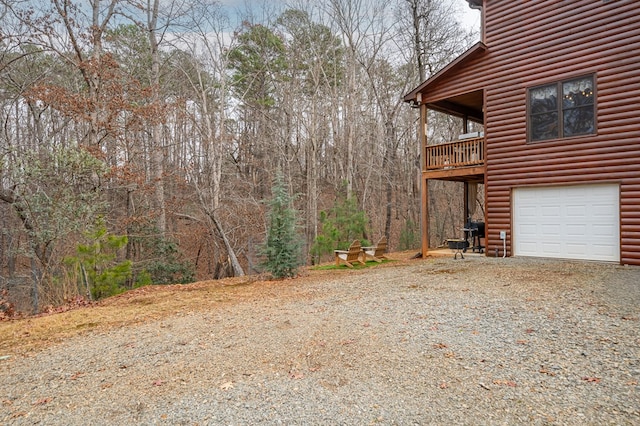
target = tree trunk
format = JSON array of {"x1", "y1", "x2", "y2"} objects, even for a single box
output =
[
  {"x1": 307, "y1": 98, "x2": 319, "y2": 261},
  {"x1": 148, "y1": 0, "x2": 166, "y2": 236},
  {"x1": 29, "y1": 255, "x2": 40, "y2": 314},
  {"x1": 209, "y1": 213, "x2": 245, "y2": 277},
  {"x1": 383, "y1": 120, "x2": 397, "y2": 242}
]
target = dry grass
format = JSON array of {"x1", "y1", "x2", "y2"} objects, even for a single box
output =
[
  {"x1": 0, "y1": 251, "x2": 421, "y2": 357},
  {"x1": 0, "y1": 277, "x2": 257, "y2": 356}
]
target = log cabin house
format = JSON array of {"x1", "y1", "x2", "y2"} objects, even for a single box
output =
[{"x1": 404, "y1": 0, "x2": 640, "y2": 265}]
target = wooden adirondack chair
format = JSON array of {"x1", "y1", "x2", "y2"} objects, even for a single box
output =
[
  {"x1": 362, "y1": 236, "x2": 388, "y2": 263},
  {"x1": 334, "y1": 240, "x2": 365, "y2": 268}
]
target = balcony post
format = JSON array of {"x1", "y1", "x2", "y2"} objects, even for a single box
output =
[
  {"x1": 420, "y1": 100, "x2": 429, "y2": 258},
  {"x1": 464, "y1": 181, "x2": 469, "y2": 224}
]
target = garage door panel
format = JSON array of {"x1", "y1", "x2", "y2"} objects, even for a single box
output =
[
  {"x1": 519, "y1": 206, "x2": 537, "y2": 218},
  {"x1": 593, "y1": 203, "x2": 616, "y2": 214},
  {"x1": 566, "y1": 205, "x2": 586, "y2": 218},
  {"x1": 566, "y1": 242, "x2": 589, "y2": 256},
  {"x1": 541, "y1": 224, "x2": 561, "y2": 236},
  {"x1": 519, "y1": 223, "x2": 537, "y2": 236},
  {"x1": 566, "y1": 224, "x2": 586, "y2": 237},
  {"x1": 593, "y1": 244, "x2": 617, "y2": 256},
  {"x1": 514, "y1": 184, "x2": 620, "y2": 262},
  {"x1": 592, "y1": 223, "x2": 616, "y2": 235},
  {"x1": 541, "y1": 206, "x2": 561, "y2": 217},
  {"x1": 518, "y1": 242, "x2": 538, "y2": 254},
  {"x1": 541, "y1": 242, "x2": 562, "y2": 254}
]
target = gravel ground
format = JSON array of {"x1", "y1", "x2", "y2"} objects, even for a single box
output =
[{"x1": 1, "y1": 255, "x2": 639, "y2": 425}]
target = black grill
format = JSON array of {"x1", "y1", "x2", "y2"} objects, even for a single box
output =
[{"x1": 465, "y1": 220, "x2": 485, "y2": 253}]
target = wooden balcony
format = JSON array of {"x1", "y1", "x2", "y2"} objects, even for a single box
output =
[{"x1": 424, "y1": 137, "x2": 485, "y2": 181}]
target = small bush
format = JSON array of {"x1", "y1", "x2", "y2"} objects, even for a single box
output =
[
  {"x1": 128, "y1": 225, "x2": 195, "y2": 285},
  {"x1": 65, "y1": 220, "x2": 131, "y2": 300}
]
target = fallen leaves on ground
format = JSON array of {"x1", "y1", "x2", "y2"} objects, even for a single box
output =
[
  {"x1": 70, "y1": 371, "x2": 85, "y2": 380},
  {"x1": 220, "y1": 381, "x2": 234, "y2": 390},
  {"x1": 289, "y1": 371, "x2": 305, "y2": 379}
]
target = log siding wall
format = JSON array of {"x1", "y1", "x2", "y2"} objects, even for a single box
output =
[{"x1": 423, "y1": 0, "x2": 640, "y2": 264}]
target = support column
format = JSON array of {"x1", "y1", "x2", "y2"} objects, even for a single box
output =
[
  {"x1": 464, "y1": 181, "x2": 470, "y2": 225},
  {"x1": 422, "y1": 176, "x2": 429, "y2": 257},
  {"x1": 463, "y1": 116, "x2": 470, "y2": 238},
  {"x1": 419, "y1": 98, "x2": 429, "y2": 257}
]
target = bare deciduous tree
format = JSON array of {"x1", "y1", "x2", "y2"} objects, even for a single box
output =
[{"x1": 0, "y1": 0, "x2": 479, "y2": 310}]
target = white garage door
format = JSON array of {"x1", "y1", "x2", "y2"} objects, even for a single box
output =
[{"x1": 513, "y1": 184, "x2": 620, "y2": 262}]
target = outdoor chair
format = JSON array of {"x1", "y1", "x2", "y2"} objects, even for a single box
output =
[
  {"x1": 334, "y1": 240, "x2": 365, "y2": 268},
  {"x1": 361, "y1": 236, "x2": 388, "y2": 263}
]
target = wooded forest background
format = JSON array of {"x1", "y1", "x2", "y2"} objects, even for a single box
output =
[{"x1": 0, "y1": 0, "x2": 479, "y2": 313}]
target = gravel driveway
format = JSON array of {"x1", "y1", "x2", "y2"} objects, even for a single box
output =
[{"x1": 1, "y1": 255, "x2": 639, "y2": 425}]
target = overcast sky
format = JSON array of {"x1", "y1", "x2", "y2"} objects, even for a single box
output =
[
  {"x1": 458, "y1": 0, "x2": 481, "y2": 31},
  {"x1": 216, "y1": 0, "x2": 481, "y2": 32}
]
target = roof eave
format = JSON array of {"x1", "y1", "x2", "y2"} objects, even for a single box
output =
[
  {"x1": 403, "y1": 41, "x2": 487, "y2": 103},
  {"x1": 466, "y1": 0, "x2": 482, "y2": 9}
]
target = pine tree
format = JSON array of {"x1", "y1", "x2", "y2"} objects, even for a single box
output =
[
  {"x1": 311, "y1": 194, "x2": 369, "y2": 262},
  {"x1": 64, "y1": 219, "x2": 131, "y2": 300},
  {"x1": 260, "y1": 172, "x2": 302, "y2": 279}
]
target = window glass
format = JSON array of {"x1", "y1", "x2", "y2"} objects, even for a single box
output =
[
  {"x1": 530, "y1": 85, "x2": 558, "y2": 141},
  {"x1": 528, "y1": 75, "x2": 595, "y2": 142},
  {"x1": 562, "y1": 77, "x2": 594, "y2": 136}
]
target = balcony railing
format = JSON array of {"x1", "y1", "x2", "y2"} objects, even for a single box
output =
[{"x1": 425, "y1": 137, "x2": 484, "y2": 170}]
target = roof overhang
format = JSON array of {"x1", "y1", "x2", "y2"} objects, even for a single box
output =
[
  {"x1": 404, "y1": 41, "x2": 486, "y2": 103},
  {"x1": 403, "y1": 41, "x2": 487, "y2": 122},
  {"x1": 429, "y1": 90, "x2": 484, "y2": 122},
  {"x1": 466, "y1": 0, "x2": 482, "y2": 9}
]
